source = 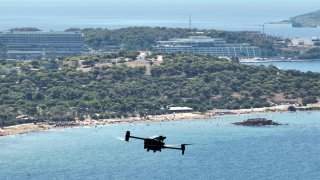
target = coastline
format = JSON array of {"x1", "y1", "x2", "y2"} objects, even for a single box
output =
[{"x1": 1, "y1": 104, "x2": 320, "y2": 137}]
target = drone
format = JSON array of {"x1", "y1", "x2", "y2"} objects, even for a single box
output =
[{"x1": 119, "y1": 131, "x2": 192, "y2": 155}]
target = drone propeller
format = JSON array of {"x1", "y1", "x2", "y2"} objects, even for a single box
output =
[
  {"x1": 164, "y1": 144, "x2": 181, "y2": 148},
  {"x1": 115, "y1": 137, "x2": 126, "y2": 141},
  {"x1": 182, "y1": 144, "x2": 193, "y2": 146}
]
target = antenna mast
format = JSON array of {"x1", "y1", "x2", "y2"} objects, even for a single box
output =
[
  {"x1": 259, "y1": 23, "x2": 265, "y2": 34},
  {"x1": 189, "y1": 14, "x2": 192, "y2": 30}
]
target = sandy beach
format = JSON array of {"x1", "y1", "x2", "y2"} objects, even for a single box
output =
[
  {"x1": 1, "y1": 103, "x2": 320, "y2": 137},
  {"x1": 0, "y1": 123, "x2": 53, "y2": 137}
]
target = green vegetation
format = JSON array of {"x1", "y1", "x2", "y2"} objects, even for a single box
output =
[
  {"x1": 1, "y1": 54, "x2": 319, "y2": 126},
  {"x1": 288, "y1": 10, "x2": 320, "y2": 27},
  {"x1": 79, "y1": 27, "x2": 282, "y2": 57},
  {"x1": 298, "y1": 48, "x2": 320, "y2": 59},
  {"x1": 81, "y1": 27, "x2": 191, "y2": 51},
  {"x1": 9, "y1": 27, "x2": 41, "y2": 32}
]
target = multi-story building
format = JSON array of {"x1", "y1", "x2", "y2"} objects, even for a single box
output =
[
  {"x1": 155, "y1": 36, "x2": 261, "y2": 58},
  {"x1": 0, "y1": 31, "x2": 84, "y2": 60},
  {"x1": 289, "y1": 37, "x2": 320, "y2": 47}
]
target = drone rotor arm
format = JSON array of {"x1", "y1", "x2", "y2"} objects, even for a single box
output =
[
  {"x1": 125, "y1": 131, "x2": 146, "y2": 141},
  {"x1": 164, "y1": 144, "x2": 193, "y2": 155},
  {"x1": 129, "y1": 136, "x2": 146, "y2": 140},
  {"x1": 163, "y1": 145, "x2": 182, "y2": 150}
]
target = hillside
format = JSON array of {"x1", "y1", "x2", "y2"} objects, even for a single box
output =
[
  {"x1": 1, "y1": 54, "x2": 319, "y2": 126},
  {"x1": 289, "y1": 10, "x2": 320, "y2": 27}
]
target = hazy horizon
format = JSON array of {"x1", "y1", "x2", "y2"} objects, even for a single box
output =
[
  {"x1": 0, "y1": 0, "x2": 319, "y2": 38},
  {"x1": 0, "y1": 0, "x2": 320, "y2": 23},
  {"x1": 0, "y1": 0, "x2": 318, "y2": 20}
]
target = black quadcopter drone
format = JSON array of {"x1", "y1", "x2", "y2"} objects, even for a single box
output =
[{"x1": 119, "y1": 131, "x2": 192, "y2": 155}]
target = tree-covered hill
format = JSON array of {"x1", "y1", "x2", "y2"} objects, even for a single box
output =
[
  {"x1": 78, "y1": 27, "x2": 282, "y2": 57},
  {"x1": 1, "y1": 54, "x2": 319, "y2": 126}
]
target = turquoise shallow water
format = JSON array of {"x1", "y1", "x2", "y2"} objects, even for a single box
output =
[{"x1": 1, "y1": 111, "x2": 320, "y2": 180}]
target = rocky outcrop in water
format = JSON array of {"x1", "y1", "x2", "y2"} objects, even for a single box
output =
[{"x1": 232, "y1": 118, "x2": 282, "y2": 126}]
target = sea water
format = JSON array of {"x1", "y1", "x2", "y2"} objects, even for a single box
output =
[
  {"x1": 0, "y1": 10, "x2": 320, "y2": 38},
  {"x1": 1, "y1": 111, "x2": 319, "y2": 180},
  {"x1": 242, "y1": 61, "x2": 320, "y2": 73}
]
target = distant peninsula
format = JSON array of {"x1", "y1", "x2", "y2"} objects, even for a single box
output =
[{"x1": 280, "y1": 10, "x2": 320, "y2": 28}]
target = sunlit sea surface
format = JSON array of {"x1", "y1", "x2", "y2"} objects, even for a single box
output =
[{"x1": 1, "y1": 111, "x2": 319, "y2": 180}]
